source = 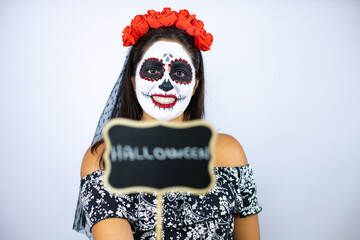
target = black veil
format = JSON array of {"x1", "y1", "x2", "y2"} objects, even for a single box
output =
[{"x1": 72, "y1": 47, "x2": 132, "y2": 238}]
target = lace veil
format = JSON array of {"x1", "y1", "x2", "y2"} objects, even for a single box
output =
[{"x1": 72, "y1": 47, "x2": 132, "y2": 238}]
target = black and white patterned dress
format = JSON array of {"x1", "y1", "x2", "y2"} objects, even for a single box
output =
[{"x1": 73, "y1": 165, "x2": 262, "y2": 240}]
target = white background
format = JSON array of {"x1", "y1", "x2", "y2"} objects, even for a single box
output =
[{"x1": 0, "y1": 0, "x2": 359, "y2": 239}]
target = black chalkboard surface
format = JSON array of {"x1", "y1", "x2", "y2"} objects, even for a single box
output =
[{"x1": 102, "y1": 118, "x2": 216, "y2": 195}]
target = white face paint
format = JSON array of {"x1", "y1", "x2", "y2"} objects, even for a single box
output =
[{"x1": 134, "y1": 41, "x2": 197, "y2": 121}]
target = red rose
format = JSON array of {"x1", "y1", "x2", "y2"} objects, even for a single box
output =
[
  {"x1": 145, "y1": 10, "x2": 162, "y2": 28},
  {"x1": 122, "y1": 8, "x2": 213, "y2": 51},
  {"x1": 122, "y1": 26, "x2": 140, "y2": 46},
  {"x1": 159, "y1": 7, "x2": 178, "y2": 27},
  {"x1": 131, "y1": 15, "x2": 149, "y2": 35},
  {"x1": 195, "y1": 31, "x2": 213, "y2": 51},
  {"x1": 175, "y1": 9, "x2": 196, "y2": 31},
  {"x1": 186, "y1": 19, "x2": 204, "y2": 37},
  {"x1": 178, "y1": 9, "x2": 190, "y2": 17}
]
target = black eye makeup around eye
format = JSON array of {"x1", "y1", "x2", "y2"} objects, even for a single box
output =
[
  {"x1": 139, "y1": 58, "x2": 165, "y2": 81},
  {"x1": 169, "y1": 60, "x2": 193, "y2": 84}
]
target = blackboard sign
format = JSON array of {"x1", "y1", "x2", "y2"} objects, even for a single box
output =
[{"x1": 102, "y1": 118, "x2": 216, "y2": 195}]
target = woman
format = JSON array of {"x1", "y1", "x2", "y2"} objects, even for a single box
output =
[{"x1": 73, "y1": 8, "x2": 262, "y2": 240}]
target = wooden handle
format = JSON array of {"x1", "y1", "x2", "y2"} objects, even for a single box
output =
[{"x1": 155, "y1": 193, "x2": 163, "y2": 240}]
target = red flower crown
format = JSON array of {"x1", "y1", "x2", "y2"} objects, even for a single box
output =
[{"x1": 122, "y1": 8, "x2": 213, "y2": 51}]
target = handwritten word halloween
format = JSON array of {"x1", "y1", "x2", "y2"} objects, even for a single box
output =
[{"x1": 110, "y1": 145, "x2": 210, "y2": 161}]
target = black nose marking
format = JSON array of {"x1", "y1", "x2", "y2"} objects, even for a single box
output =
[{"x1": 158, "y1": 79, "x2": 174, "y2": 92}]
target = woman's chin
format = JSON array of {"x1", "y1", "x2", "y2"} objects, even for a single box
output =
[{"x1": 142, "y1": 110, "x2": 184, "y2": 122}]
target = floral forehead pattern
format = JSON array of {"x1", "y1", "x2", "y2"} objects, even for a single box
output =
[{"x1": 122, "y1": 7, "x2": 213, "y2": 51}]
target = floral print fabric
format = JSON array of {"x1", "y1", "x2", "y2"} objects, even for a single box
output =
[{"x1": 74, "y1": 165, "x2": 262, "y2": 240}]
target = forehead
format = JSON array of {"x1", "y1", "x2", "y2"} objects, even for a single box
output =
[{"x1": 142, "y1": 41, "x2": 191, "y2": 59}]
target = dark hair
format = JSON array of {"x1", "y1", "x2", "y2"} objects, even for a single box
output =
[{"x1": 91, "y1": 26, "x2": 205, "y2": 167}]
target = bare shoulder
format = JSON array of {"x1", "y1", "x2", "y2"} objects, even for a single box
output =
[
  {"x1": 80, "y1": 142, "x2": 105, "y2": 178},
  {"x1": 213, "y1": 133, "x2": 248, "y2": 168}
]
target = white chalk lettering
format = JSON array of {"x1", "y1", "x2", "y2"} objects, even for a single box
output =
[
  {"x1": 123, "y1": 145, "x2": 135, "y2": 161},
  {"x1": 190, "y1": 147, "x2": 198, "y2": 159},
  {"x1": 175, "y1": 148, "x2": 184, "y2": 159},
  {"x1": 111, "y1": 144, "x2": 122, "y2": 162},
  {"x1": 183, "y1": 147, "x2": 191, "y2": 159},
  {"x1": 153, "y1": 147, "x2": 166, "y2": 160},
  {"x1": 165, "y1": 148, "x2": 178, "y2": 159},
  {"x1": 143, "y1": 147, "x2": 154, "y2": 160},
  {"x1": 133, "y1": 147, "x2": 144, "y2": 160},
  {"x1": 198, "y1": 147, "x2": 205, "y2": 159},
  {"x1": 204, "y1": 147, "x2": 210, "y2": 160},
  {"x1": 110, "y1": 144, "x2": 210, "y2": 162}
]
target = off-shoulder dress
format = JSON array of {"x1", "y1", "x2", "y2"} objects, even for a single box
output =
[{"x1": 73, "y1": 165, "x2": 262, "y2": 240}]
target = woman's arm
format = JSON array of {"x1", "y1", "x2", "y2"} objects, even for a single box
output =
[
  {"x1": 80, "y1": 143, "x2": 134, "y2": 240},
  {"x1": 214, "y1": 134, "x2": 261, "y2": 240},
  {"x1": 233, "y1": 214, "x2": 260, "y2": 240},
  {"x1": 92, "y1": 218, "x2": 134, "y2": 240}
]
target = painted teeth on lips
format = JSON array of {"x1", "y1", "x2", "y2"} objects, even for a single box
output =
[{"x1": 152, "y1": 96, "x2": 176, "y2": 104}]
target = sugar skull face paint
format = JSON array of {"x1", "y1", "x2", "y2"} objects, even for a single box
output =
[{"x1": 134, "y1": 41, "x2": 197, "y2": 121}]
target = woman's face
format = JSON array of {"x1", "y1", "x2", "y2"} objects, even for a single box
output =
[{"x1": 133, "y1": 40, "x2": 197, "y2": 121}]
